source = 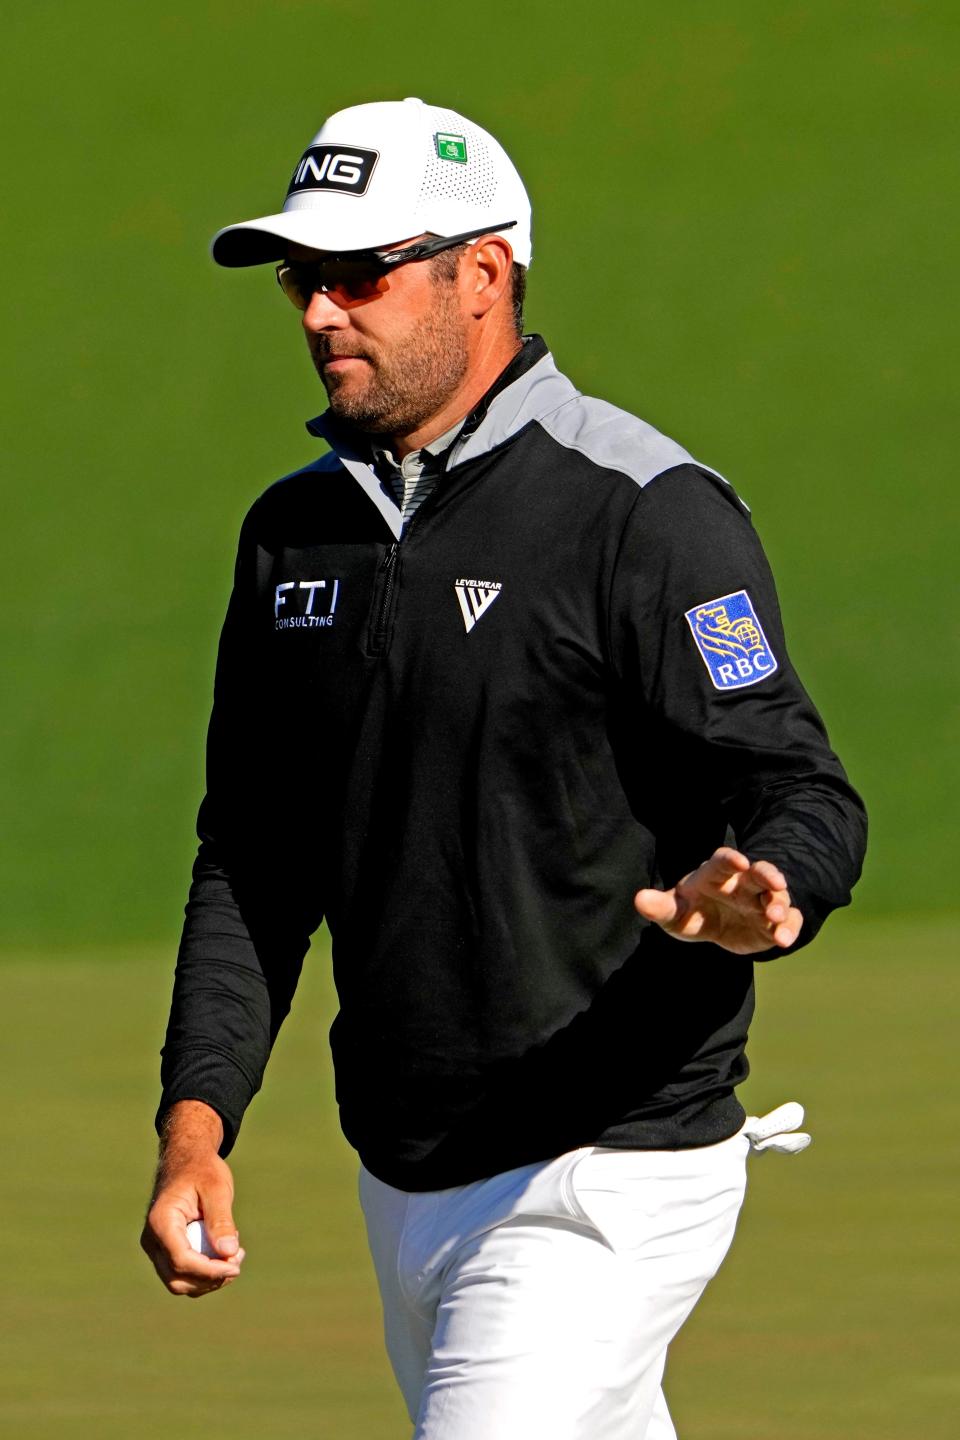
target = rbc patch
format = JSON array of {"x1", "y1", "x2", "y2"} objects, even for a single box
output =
[{"x1": 684, "y1": 589, "x2": 778, "y2": 691}]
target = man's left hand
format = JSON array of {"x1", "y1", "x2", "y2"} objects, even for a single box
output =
[{"x1": 634, "y1": 847, "x2": 803, "y2": 954}]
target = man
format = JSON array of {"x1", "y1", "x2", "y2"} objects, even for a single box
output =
[{"x1": 142, "y1": 97, "x2": 866, "y2": 1438}]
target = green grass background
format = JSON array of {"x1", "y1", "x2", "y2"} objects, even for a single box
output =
[
  {"x1": 4, "y1": 922, "x2": 958, "y2": 1439},
  {"x1": 2, "y1": 2, "x2": 957, "y2": 1435}
]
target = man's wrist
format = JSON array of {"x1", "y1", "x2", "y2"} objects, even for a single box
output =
[{"x1": 158, "y1": 1099, "x2": 225, "y2": 1166}]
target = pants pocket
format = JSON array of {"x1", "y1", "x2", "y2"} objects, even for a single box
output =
[{"x1": 564, "y1": 1140, "x2": 749, "y2": 1259}]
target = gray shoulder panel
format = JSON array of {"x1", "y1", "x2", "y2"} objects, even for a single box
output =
[
  {"x1": 450, "y1": 351, "x2": 727, "y2": 493},
  {"x1": 537, "y1": 394, "x2": 713, "y2": 490}
]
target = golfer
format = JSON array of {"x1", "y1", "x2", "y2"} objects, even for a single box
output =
[{"x1": 142, "y1": 97, "x2": 867, "y2": 1439}]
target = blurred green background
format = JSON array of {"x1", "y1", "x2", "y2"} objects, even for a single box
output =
[{"x1": 2, "y1": 1, "x2": 957, "y2": 1436}]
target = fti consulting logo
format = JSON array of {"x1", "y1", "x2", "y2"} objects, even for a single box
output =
[
  {"x1": 684, "y1": 590, "x2": 778, "y2": 690},
  {"x1": 435, "y1": 132, "x2": 468, "y2": 163},
  {"x1": 274, "y1": 579, "x2": 340, "y2": 630}
]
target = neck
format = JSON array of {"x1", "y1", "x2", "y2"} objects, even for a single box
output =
[{"x1": 390, "y1": 331, "x2": 522, "y2": 459}]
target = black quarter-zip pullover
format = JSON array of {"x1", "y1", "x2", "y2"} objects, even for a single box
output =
[{"x1": 158, "y1": 336, "x2": 866, "y2": 1190}]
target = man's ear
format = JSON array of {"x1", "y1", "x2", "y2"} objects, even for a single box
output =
[{"x1": 465, "y1": 235, "x2": 514, "y2": 319}]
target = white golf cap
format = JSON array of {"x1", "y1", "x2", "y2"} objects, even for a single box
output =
[{"x1": 211, "y1": 97, "x2": 532, "y2": 268}]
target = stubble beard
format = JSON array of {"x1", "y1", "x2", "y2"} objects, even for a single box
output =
[{"x1": 308, "y1": 284, "x2": 470, "y2": 437}]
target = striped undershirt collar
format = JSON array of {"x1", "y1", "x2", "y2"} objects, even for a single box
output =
[{"x1": 370, "y1": 417, "x2": 466, "y2": 528}]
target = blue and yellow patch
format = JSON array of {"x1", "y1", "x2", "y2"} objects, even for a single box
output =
[{"x1": 684, "y1": 589, "x2": 778, "y2": 690}]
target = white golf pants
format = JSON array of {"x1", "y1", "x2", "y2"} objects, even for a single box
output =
[{"x1": 359, "y1": 1130, "x2": 749, "y2": 1439}]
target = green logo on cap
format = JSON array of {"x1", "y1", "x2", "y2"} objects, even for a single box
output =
[{"x1": 435, "y1": 132, "x2": 467, "y2": 163}]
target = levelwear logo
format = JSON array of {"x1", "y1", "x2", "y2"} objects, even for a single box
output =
[
  {"x1": 684, "y1": 589, "x2": 778, "y2": 689},
  {"x1": 274, "y1": 579, "x2": 340, "y2": 630},
  {"x1": 455, "y1": 578, "x2": 502, "y2": 634},
  {"x1": 286, "y1": 145, "x2": 379, "y2": 198}
]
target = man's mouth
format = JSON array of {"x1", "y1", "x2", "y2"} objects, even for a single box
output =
[
  {"x1": 312, "y1": 339, "x2": 371, "y2": 364},
  {"x1": 322, "y1": 355, "x2": 369, "y2": 371}
]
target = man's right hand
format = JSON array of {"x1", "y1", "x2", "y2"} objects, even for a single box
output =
[{"x1": 140, "y1": 1099, "x2": 246, "y2": 1298}]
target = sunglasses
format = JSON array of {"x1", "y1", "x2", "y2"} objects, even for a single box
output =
[{"x1": 275, "y1": 221, "x2": 517, "y2": 309}]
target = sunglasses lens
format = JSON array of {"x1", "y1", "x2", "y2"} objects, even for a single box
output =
[
  {"x1": 324, "y1": 262, "x2": 385, "y2": 300},
  {"x1": 277, "y1": 265, "x2": 309, "y2": 309},
  {"x1": 278, "y1": 261, "x2": 385, "y2": 307}
]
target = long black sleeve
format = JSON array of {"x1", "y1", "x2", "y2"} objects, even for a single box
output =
[
  {"x1": 608, "y1": 465, "x2": 867, "y2": 951},
  {"x1": 156, "y1": 522, "x2": 317, "y2": 1154}
]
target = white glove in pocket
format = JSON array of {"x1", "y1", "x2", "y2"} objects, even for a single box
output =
[{"x1": 743, "y1": 1101, "x2": 811, "y2": 1155}]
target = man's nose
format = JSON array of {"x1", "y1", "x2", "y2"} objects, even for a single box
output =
[{"x1": 302, "y1": 287, "x2": 352, "y2": 331}]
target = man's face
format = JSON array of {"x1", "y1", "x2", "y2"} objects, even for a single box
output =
[{"x1": 291, "y1": 239, "x2": 470, "y2": 437}]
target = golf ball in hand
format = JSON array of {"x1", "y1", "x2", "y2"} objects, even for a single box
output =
[{"x1": 185, "y1": 1219, "x2": 217, "y2": 1257}]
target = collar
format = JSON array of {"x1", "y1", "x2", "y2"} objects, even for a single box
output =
[
  {"x1": 370, "y1": 415, "x2": 466, "y2": 477},
  {"x1": 304, "y1": 337, "x2": 579, "y2": 541}
]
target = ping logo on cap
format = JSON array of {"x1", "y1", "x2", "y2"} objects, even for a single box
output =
[
  {"x1": 287, "y1": 145, "x2": 379, "y2": 197},
  {"x1": 435, "y1": 132, "x2": 468, "y2": 163},
  {"x1": 684, "y1": 589, "x2": 778, "y2": 690}
]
